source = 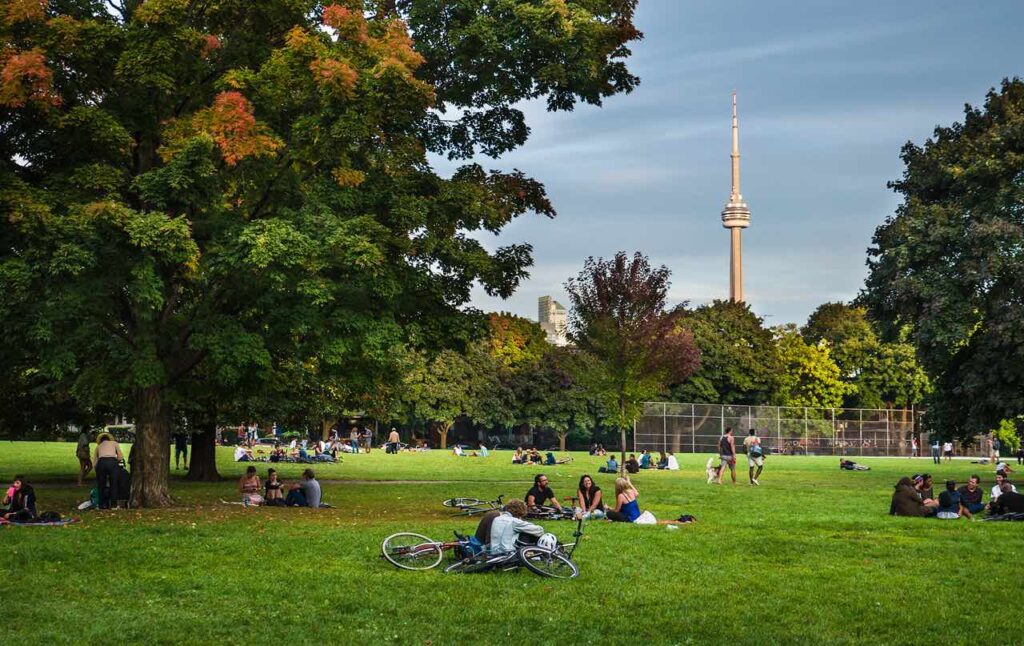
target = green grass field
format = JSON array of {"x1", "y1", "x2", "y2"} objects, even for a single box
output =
[{"x1": 0, "y1": 441, "x2": 1021, "y2": 645}]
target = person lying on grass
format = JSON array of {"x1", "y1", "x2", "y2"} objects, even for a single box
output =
[
  {"x1": 1, "y1": 475, "x2": 36, "y2": 522},
  {"x1": 839, "y1": 459, "x2": 870, "y2": 471}
]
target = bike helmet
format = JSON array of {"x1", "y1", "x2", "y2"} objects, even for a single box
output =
[{"x1": 537, "y1": 532, "x2": 558, "y2": 552}]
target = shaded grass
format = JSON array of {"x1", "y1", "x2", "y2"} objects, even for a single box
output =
[{"x1": 0, "y1": 443, "x2": 1021, "y2": 644}]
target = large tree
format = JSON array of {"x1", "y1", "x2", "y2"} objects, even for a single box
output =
[
  {"x1": 566, "y1": 251, "x2": 700, "y2": 467},
  {"x1": 0, "y1": 1, "x2": 641, "y2": 504},
  {"x1": 770, "y1": 324, "x2": 848, "y2": 409},
  {"x1": 862, "y1": 79, "x2": 1024, "y2": 437}
]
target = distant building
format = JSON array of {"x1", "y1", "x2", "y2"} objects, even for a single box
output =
[{"x1": 538, "y1": 296, "x2": 568, "y2": 346}]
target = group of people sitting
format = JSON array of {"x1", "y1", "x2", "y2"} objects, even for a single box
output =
[
  {"x1": 588, "y1": 444, "x2": 608, "y2": 456},
  {"x1": 453, "y1": 444, "x2": 489, "y2": 458},
  {"x1": 890, "y1": 467, "x2": 1022, "y2": 519},
  {"x1": 510, "y1": 447, "x2": 571, "y2": 465},
  {"x1": 234, "y1": 439, "x2": 346, "y2": 464},
  {"x1": 598, "y1": 450, "x2": 680, "y2": 474},
  {"x1": 237, "y1": 467, "x2": 324, "y2": 508},
  {"x1": 519, "y1": 472, "x2": 686, "y2": 525}
]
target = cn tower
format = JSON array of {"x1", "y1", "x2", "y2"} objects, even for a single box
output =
[{"x1": 721, "y1": 92, "x2": 751, "y2": 302}]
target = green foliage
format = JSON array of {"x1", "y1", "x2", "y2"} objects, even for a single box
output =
[
  {"x1": 992, "y1": 419, "x2": 1021, "y2": 453},
  {"x1": 771, "y1": 324, "x2": 849, "y2": 409},
  {"x1": 0, "y1": 1, "x2": 640, "y2": 502},
  {"x1": 671, "y1": 300, "x2": 777, "y2": 405},
  {"x1": 863, "y1": 78, "x2": 1024, "y2": 437}
]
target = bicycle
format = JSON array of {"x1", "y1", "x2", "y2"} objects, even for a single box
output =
[
  {"x1": 380, "y1": 531, "x2": 477, "y2": 571},
  {"x1": 441, "y1": 494, "x2": 504, "y2": 516},
  {"x1": 444, "y1": 515, "x2": 585, "y2": 579}
]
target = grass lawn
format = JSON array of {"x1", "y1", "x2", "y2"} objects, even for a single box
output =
[{"x1": 0, "y1": 441, "x2": 1021, "y2": 645}]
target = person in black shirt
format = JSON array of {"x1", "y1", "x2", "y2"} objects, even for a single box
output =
[
  {"x1": 525, "y1": 474, "x2": 561, "y2": 510},
  {"x1": 991, "y1": 483, "x2": 1024, "y2": 515},
  {"x1": 957, "y1": 475, "x2": 985, "y2": 514},
  {"x1": 174, "y1": 431, "x2": 189, "y2": 471}
]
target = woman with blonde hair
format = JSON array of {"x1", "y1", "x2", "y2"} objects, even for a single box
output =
[{"x1": 607, "y1": 477, "x2": 641, "y2": 522}]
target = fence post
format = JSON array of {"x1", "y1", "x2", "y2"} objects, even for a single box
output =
[
  {"x1": 691, "y1": 404, "x2": 696, "y2": 453},
  {"x1": 885, "y1": 409, "x2": 890, "y2": 457},
  {"x1": 831, "y1": 408, "x2": 836, "y2": 456},
  {"x1": 804, "y1": 407, "x2": 808, "y2": 454},
  {"x1": 632, "y1": 418, "x2": 637, "y2": 453},
  {"x1": 776, "y1": 406, "x2": 781, "y2": 452},
  {"x1": 663, "y1": 402, "x2": 667, "y2": 453}
]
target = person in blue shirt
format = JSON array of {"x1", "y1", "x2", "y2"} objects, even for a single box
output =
[
  {"x1": 639, "y1": 450, "x2": 652, "y2": 469},
  {"x1": 599, "y1": 456, "x2": 618, "y2": 473},
  {"x1": 607, "y1": 477, "x2": 641, "y2": 522},
  {"x1": 936, "y1": 480, "x2": 971, "y2": 519}
]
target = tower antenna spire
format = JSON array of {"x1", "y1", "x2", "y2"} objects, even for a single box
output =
[{"x1": 721, "y1": 92, "x2": 751, "y2": 303}]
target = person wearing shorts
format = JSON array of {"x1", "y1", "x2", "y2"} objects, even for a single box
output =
[
  {"x1": 718, "y1": 428, "x2": 737, "y2": 485},
  {"x1": 942, "y1": 441, "x2": 953, "y2": 463},
  {"x1": 743, "y1": 429, "x2": 764, "y2": 485}
]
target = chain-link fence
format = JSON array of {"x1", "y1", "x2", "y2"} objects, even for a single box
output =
[{"x1": 635, "y1": 402, "x2": 985, "y2": 458}]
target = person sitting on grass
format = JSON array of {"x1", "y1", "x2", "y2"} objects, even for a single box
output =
[
  {"x1": 915, "y1": 474, "x2": 935, "y2": 503},
  {"x1": 990, "y1": 471, "x2": 1017, "y2": 502},
  {"x1": 625, "y1": 454, "x2": 640, "y2": 474},
  {"x1": 453, "y1": 444, "x2": 465, "y2": 457},
  {"x1": 478, "y1": 444, "x2": 489, "y2": 458},
  {"x1": 607, "y1": 476, "x2": 641, "y2": 522},
  {"x1": 599, "y1": 455, "x2": 618, "y2": 474},
  {"x1": 989, "y1": 482, "x2": 1024, "y2": 515},
  {"x1": 526, "y1": 473, "x2": 561, "y2": 511},
  {"x1": 890, "y1": 477, "x2": 938, "y2": 517},
  {"x1": 596, "y1": 444, "x2": 607, "y2": 456},
  {"x1": 286, "y1": 469, "x2": 322, "y2": 508},
  {"x1": 239, "y1": 466, "x2": 263, "y2": 506},
  {"x1": 512, "y1": 447, "x2": 524, "y2": 464},
  {"x1": 576, "y1": 475, "x2": 605, "y2": 520},
  {"x1": 957, "y1": 475, "x2": 986, "y2": 514},
  {"x1": 639, "y1": 450, "x2": 652, "y2": 469},
  {"x1": 264, "y1": 469, "x2": 285, "y2": 505},
  {"x1": 1, "y1": 476, "x2": 36, "y2": 522},
  {"x1": 839, "y1": 459, "x2": 870, "y2": 471},
  {"x1": 488, "y1": 499, "x2": 544, "y2": 555},
  {"x1": 936, "y1": 480, "x2": 971, "y2": 520},
  {"x1": 665, "y1": 452, "x2": 680, "y2": 471},
  {"x1": 527, "y1": 448, "x2": 542, "y2": 465},
  {"x1": 234, "y1": 444, "x2": 254, "y2": 462}
]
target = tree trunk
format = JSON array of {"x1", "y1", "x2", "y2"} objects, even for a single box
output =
[
  {"x1": 438, "y1": 421, "x2": 450, "y2": 449},
  {"x1": 321, "y1": 419, "x2": 335, "y2": 441},
  {"x1": 131, "y1": 385, "x2": 174, "y2": 507},
  {"x1": 187, "y1": 414, "x2": 220, "y2": 482},
  {"x1": 619, "y1": 400, "x2": 627, "y2": 475},
  {"x1": 558, "y1": 432, "x2": 568, "y2": 452}
]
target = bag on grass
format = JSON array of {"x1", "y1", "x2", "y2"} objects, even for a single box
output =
[{"x1": 634, "y1": 510, "x2": 657, "y2": 525}]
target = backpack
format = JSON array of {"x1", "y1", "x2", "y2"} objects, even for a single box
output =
[
  {"x1": 749, "y1": 442, "x2": 763, "y2": 457},
  {"x1": 37, "y1": 511, "x2": 61, "y2": 523}
]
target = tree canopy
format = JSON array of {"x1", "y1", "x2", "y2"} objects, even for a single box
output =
[
  {"x1": 863, "y1": 78, "x2": 1024, "y2": 437},
  {"x1": 0, "y1": 1, "x2": 641, "y2": 504}
]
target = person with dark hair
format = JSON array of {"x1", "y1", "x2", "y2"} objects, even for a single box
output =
[
  {"x1": 239, "y1": 466, "x2": 263, "y2": 506},
  {"x1": 957, "y1": 476, "x2": 985, "y2": 514},
  {"x1": 914, "y1": 474, "x2": 936, "y2": 505},
  {"x1": 990, "y1": 482, "x2": 1024, "y2": 515},
  {"x1": 525, "y1": 474, "x2": 560, "y2": 510},
  {"x1": 624, "y1": 454, "x2": 640, "y2": 474},
  {"x1": 840, "y1": 459, "x2": 870, "y2": 471},
  {"x1": 1, "y1": 476, "x2": 36, "y2": 522},
  {"x1": 638, "y1": 450, "x2": 652, "y2": 469},
  {"x1": 474, "y1": 509, "x2": 502, "y2": 545},
  {"x1": 264, "y1": 468, "x2": 285, "y2": 505},
  {"x1": 488, "y1": 499, "x2": 544, "y2": 554},
  {"x1": 890, "y1": 477, "x2": 936, "y2": 517},
  {"x1": 718, "y1": 428, "x2": 737, "y2": 485},
  {"x1": 990, "y1": 471, "x2": 1017, "y2": 502},
  {"x1": 598, "y1": 455, "x2": 618, "y2": 473},
  {"x1": 576, "y1": 475, "x2": 605, "y2": 519},
  {"x1": 744, "y1": 428, "x2": 765, "y2": 485},
  {"x1": 286, "y1": 469, "x2": 321, "y2": 507},
  {"x1": 1016, "y1": 446, "x2": 1024, "y2": 466},
  {"x1": 93, "y1": 431, "x2": 124, "y2": 510},
  {"x1": 656, "y1": 451, "x2": 668, "y2": 470},
  {"x1": 174, "y1": 430, "x2": 189, "y2": 471},
  {"x1": 936, "y1": 480, "x2": 970, "y2": 520},
  {"x1": 76, "y1": 428, "x2": 93, "y2": 486}
]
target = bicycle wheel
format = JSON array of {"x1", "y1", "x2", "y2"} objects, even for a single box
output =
[
  {"x1": 518, "y1": 546, "x2": 579, "y2": 579},
  {"x1": 443, "y1": 497, "x2": 482, "y2": 508},
  {"x1": 381, "y1": 533, "x2": 443, "y2": 571}
]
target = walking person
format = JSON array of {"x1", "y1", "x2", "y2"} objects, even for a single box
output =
[
  {"x1": 93, "y1": 431, "x2": 124, "y2": 510},
  {"x1": 743, "y1": 428, "x2": 764, "y2": 485},
  {"x1": 911, "y1": 436, "x2": 919, "y2": 458},
  {"x1": 363, "y1": 426, "x2": 373, "y2": 453},
  {"x1": 76, "y1": 427, "x2": 93, "y2": 486},
  {"x1": 942, "y1": 440, "x2": 953, "y2": 463},
  {"x1": 718, "y1": 428, "x2": 737, "y2": 485},
  {"x1": 174, "y1": 430, "x2": 189, "y2": 471},
  {"x1": 930, "y1": 437, "x2": 941, "y2": 465},
  {"x1": 387, "y1": 427, "x2": 400, "y2": 454}
]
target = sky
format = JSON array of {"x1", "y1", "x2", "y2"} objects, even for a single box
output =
[{"x1": 440, "y1": 0, "x2": 1024, "y2": 326}]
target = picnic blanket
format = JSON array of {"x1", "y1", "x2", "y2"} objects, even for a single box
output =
[{"x1": 0, "y1": 516, "x2": 80, "y2": 527}]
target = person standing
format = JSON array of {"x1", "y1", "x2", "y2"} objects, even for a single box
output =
[
  {"x1": 173, "y1": 430, "x2": 189, "y2": 471},
  {"x1": 743, "y1": 429, "x2": 764, "y2": 485},
  {"x1": 387, "y1": 427, "x2": 400, "y2": 454},
  {"x1": 76, "y1": 428, "x2": 93, "y2": 486},
  {"x1": 930, "y1": 437, "x2": 941, "y2": 465},
  {"x1": 718, "y1": 428, "x2": 737, "y2": 485},
  {"x1": 911, "y1": 436, "x2": 919, "y2": 458},
  {"x1": 992, "y1": 436, "x2": 1001, "y2": 464},
  {"x1": 942, "y1": 440, "x2": 954, "y2": 463},
  {"x1": 363, "y1": 426, "x2": 373, "y2": 453},
  {"x1": 93, "y1": 431, "x2": 124, "y2": 510}
]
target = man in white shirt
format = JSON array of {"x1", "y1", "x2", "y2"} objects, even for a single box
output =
[
  {"x1": 488, "y1": 499, "x2": 544, "y2": 555},
  {"x1": 991, "y1": 471, "x2": 1017, "y2": 501},
  {"x1": 942, "y1": 441, "x2": 953, "y2": 463},
  {"x1": 233, "y1": 445, "x2": 253, "y2": 462}
]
